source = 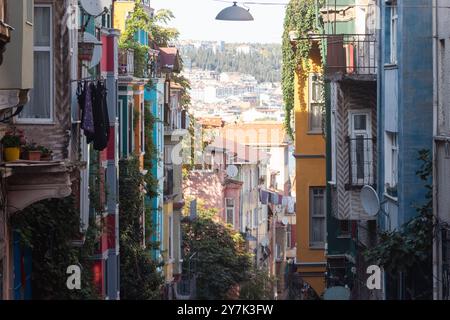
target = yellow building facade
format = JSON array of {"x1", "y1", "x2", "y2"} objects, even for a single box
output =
[{"x1": 294, "y1": 43, "x2": 326, "y2": 296}]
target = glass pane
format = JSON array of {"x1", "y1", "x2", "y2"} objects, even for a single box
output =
[
  {"x1": 312, "y1": 217, "x2": 324, "y2": 242},
  {"x1": 21, "y1": 51, "x2": 51, "y2": 119},
  {"x1": 310, "y1": 104, "x2": 322, "y2": 130},
  {"x1": 356, "y1": 135, "x2": 365, "y2": 179},
  {"x1": 34, "y1": 7, "x2": 50, "y2": 46},
  {"x1": 227, "y1": 209, "x2": 233, "y2": 224},
  {"x1": 353, "y1": 114, "x2": 367, "y2": 130}
]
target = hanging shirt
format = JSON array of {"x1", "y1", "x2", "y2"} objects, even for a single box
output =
[
  {"x1": 81, "y1": 81, "x2": 95, "y2": 135},
  {"x1": 91, "y1": 81, "x2": 110, "y2": 151}
]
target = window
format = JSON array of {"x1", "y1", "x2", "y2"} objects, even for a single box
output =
[
  {"x1": 19, "y1": 5, "x2": 53, "y2": 122},
  {"x1": 141, "y1": 102, "x2": 145, "y2": 153},
  {"x1": 168, "y1": 215, "x2": 173, "y2": 260},
  {"x1": 348, "y1": 110, "x2": 373, "y2": 185},
  {"x1": 253, "y1": 208, "x2": 258, "y2": 228},
  {"x1": 128, "y1": 102, "x2": 134, "y2": 154},
  {"x1": 310, "y1": 188, "x2": 326, "y2": 247},
  {"x1": 118, "y1": 100, "x2": 124, "y2": 156},
  {"x1": 225, "y1": 198, "x2": 235, "y2": 226},
  {"x1": 308, "y1": 73, "x2": 324, "y2": 133},
  {"x1": 385, "y1": 132, "x2": 398, "y2": 193},
  {"x1": 26, "y1": 0, "x2": 33, "y2": 25},
  {"x1": 286, "y1": 224, "x2": 292, "y2": 249},
  {"x1": 390, "y1": 1, "x2": 398, "y2": 64}
]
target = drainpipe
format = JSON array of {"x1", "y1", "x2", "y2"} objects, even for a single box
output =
[{"x1": 432, "y1": 0, "x2": 439, "y2": 301}]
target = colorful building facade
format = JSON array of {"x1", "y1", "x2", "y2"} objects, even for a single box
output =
[{"x1": 293, "y1": 41, "x2": 326, "y2": 296}]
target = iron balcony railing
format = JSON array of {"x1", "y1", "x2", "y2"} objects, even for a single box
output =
[
  {"x1": 325, "y1": 34, "x2": 377, "y2": 76},
  {"x1": 346, "y1": 136, "x2": 376, "y2": 188}
]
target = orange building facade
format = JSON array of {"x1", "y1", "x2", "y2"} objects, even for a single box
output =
[{"x1": 294, "y1": 42, "x2": 326, "y2": 296}]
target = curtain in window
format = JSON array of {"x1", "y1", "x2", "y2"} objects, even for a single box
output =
[{"x1": 21, "y1": 7, "x2": 51, "y2": 120}]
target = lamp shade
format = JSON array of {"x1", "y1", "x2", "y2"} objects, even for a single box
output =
[{"x1": 215, "y1": 2, "x2": 254, "y2": 21}]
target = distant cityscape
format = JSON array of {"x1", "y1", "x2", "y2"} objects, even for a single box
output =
[{"x1": 177, "y1": 40, "x2": 284, "y2": 123}]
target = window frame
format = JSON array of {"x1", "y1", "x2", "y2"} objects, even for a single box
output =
[
  {"x1": 309, "y1": 187, "x2": 326, "y2": 248},
  {"x1": 225, "y1": 198, "x2": 235, "y2": 226},
  {"x1": 308, "y1": 73, "x2": 324, "y2": 134},
  {"x1": 18, "y1": 4, "x2": 54, "y2": 124},
  {"x1": 390, "y1": 1, "x2": 398, "y2": 64},
  {"x1": 348, "y1": 109, "x2": 373, "y2": 185},
  {"x1": 140, "y1": 102, "x2": 145, "y2": 154}
]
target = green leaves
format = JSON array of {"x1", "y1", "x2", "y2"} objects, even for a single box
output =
[
  {"x1": 119, "y1": 156, "x2": 163, "y2": 299},
  {"x1": 282, "y1": 0, "x2": 322, "y2": 140},
  {"x1": 10, "y1": 197, "x2": 100, "y2": 299},
  {"x1": 364, "y1": 150, "x2": 434, "y2": 298},
  {"x1": 182, "y1": 211, "x2": 253, "y2": 300}
]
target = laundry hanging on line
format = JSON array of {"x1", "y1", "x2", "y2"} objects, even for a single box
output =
[{"x1": 77, "y1": 80, "x2": 110, "y2": 151}]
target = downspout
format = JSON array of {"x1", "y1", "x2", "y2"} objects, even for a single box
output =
[{"x1": 432, "y1": 0, "x2": 439, "y2": 301}]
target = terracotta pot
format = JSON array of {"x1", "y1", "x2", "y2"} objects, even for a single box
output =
[
  {"x1": 4, "y1": 147, "x2": 20, "y2": 162},
  {"x1": 26, "y1": 151, "x2": 42, "y2": 161},
  {"x1": 41, "y1": 154, "x2": 53, "y2": 161}
]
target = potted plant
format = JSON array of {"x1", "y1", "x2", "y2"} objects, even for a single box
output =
[
  {"x1": 1, "y1": 134, "x2": 21, "y2": 162},
  {"x1": 39, "y1": 145, "x2": 53, "y2": 161},
  {"x1": 23, "y1": 143, "x2": 42, "y2": 161}
]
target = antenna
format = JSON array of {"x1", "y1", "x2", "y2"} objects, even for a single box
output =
[{"x1": 360, "y1": 185, "x2": 380, "y2": 217}]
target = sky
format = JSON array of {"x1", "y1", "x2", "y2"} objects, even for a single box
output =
[{"x1": 151, "y1": 0, "x2": 287, "y2": 44}]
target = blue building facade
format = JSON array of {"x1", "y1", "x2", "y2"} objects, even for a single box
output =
[{"x1": 378, "y1": 0, "x2": 433, "y2": 299}]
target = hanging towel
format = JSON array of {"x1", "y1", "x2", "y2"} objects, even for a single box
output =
[
  {"x1": 287, "y1": 197, "x2": 295, "y2": 213},
  {"x1": 92, "y1": 81, "x2": 110, "y2": 151},
  {"x1": 259, "y1": 189, "x2": 269, "y2": 205},
  {"x1": 81, "y1": 81, "x2": 95, "y2": 135},
  {"x1": 281, "y1": 196, "x2": 288, "y2": 207}
]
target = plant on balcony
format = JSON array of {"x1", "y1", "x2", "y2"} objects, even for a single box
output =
[
  {"x1": 119, "y1": 0, "x2": 179, "y2": 84},
  {"x1": 38, "y1": 145, "x2": 53, "y2": 161},
  {"x1": 282, "y1": 0, "x2": 323, "y2": 139},
  {"x1": 22, "y1": 142, "x2": 42, "y2": 161},
  {"x1": 1, "y1": 127, "x2": 25, "y2": 162}
]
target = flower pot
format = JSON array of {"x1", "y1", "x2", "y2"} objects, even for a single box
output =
[
  {"x1": 41, "y1": 154, "x2": 53, "y2": 161},
  {"x1": 25, "y1": 151, "x2": 42, "y2": 161},
  {"x1": 4, "y1": 147, "x2": 20, "y2": 162}
]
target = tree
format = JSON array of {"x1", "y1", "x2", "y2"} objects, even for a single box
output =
[
  {"x1": 239, "y1": 269, "x2": 275, "y2": 300},
  {"x1": 182, "y1": 206, "x2": 252, "y2": 299},
  {"x1": 119, "y1": 156, "x2": 163, "y2": 300}
]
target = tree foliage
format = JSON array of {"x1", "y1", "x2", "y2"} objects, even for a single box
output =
[
  {"x1": 181, "y1": 43, "x2": 281, "y2": 83},
  {"x1": 282, "y1": 0, "x2": 321, "y2": 139},
  {"x1": 364, "y1": 149, "x2": 434, "y2": 299},
  {"x1": 239, "y1": 269, "x2": 275, "y2": 300},
  {"x1": 10, "y1": 196, "x2": 100, "y2": 300},
  {"x1": 119, "y1": 156, "x2": 163, "y2": 300},
  {"x1": 182, "y1": 205, "x2": 252, "y2": 299}
]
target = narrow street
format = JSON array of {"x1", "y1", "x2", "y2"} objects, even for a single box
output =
[{"x1": 0, "y1": 0, "x2": 449, "y2": 304}]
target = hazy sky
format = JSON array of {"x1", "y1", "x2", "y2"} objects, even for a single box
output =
[{"x1": 151, "y1": 0, "x2": 287, "y2": 43}]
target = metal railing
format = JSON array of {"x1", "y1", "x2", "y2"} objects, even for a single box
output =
[
  {"x1": 325, "y1": 34, "x2": 377, "y2": 76},
  {"x1": 346, "y1": 136, "x2": 376, "y2": 188}
]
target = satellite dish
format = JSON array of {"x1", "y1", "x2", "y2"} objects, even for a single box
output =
[
  {"x1": 261, "y1": 237, "x2": 269, "y2": 247},
  {"x1": 323, "y1": 286, "x2": 351, "y2": 300},
  {"x1": 281, "y1": 217, "x2": 289, "y2": 225},
  {"x1": 360, "y1": 185, "x2": 380, "y2": 217},
  {"x1": 80, "y1": 0, "x2": 109, "y2": 17},
  {"x1": 83, "y1": 33, "x2": 103, "y2": 68},
  {"x1": 226, "y1": 165, "x2": 238, "y2": 178}
]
